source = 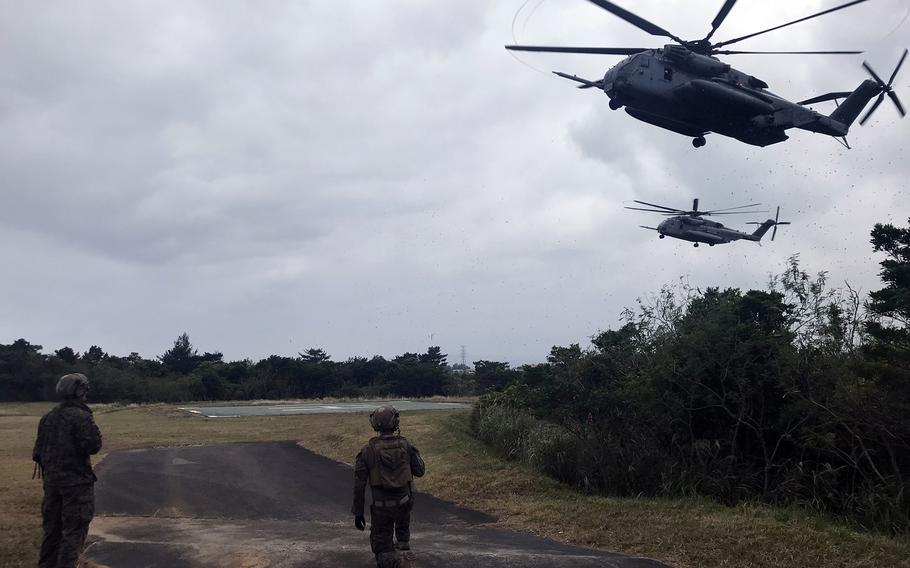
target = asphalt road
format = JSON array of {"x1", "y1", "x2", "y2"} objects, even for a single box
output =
[
  {"x1": 180, "y1": 400, "x2": 469, "y2": 418},
  {"x1": 83, "y1": 442, "x2": 671, "y2": 568}
]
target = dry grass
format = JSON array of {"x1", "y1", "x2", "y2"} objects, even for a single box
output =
[{"x1": 1, "y1": 403, "x2": 907, "y2": 568}]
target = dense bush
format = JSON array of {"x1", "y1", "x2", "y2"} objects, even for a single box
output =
[{"x1": 471, "y1": 221, "x2": 910, "y2": 534}]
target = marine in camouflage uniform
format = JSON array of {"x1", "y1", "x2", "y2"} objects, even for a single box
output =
[
  {"x1": 352, "y1": 405, "x2": 425, "y2": 568},
  {"x1": 32, "y1": 373, "x2": 103, "y2": 568}
]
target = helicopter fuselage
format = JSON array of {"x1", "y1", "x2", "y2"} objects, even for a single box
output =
[
  {"x1": 656, "y1": 215, "x2": 768, "y2": 246},
  {"x1": 600, "y1": 45, "x2": 875, "y2": 147}
]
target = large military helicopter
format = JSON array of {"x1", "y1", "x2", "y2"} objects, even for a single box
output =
[
  {"x1": 506, "y1": 0, "x2": 907, "y2": 148},
  {"x1": 627, "y1": 199, "x2": 790, "y2": 247}
]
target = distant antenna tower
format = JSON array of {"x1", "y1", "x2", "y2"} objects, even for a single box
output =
[{"x1": 460, "y1": 345, "x2": 467, "y2": 367}]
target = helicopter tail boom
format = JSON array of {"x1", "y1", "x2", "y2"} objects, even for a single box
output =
[
  {"x1": 748, "y1": 220, "x2": 776, "y2": 241},
  {"x1": 828, "y1": 79, "x2": 881, "y2": 129}
]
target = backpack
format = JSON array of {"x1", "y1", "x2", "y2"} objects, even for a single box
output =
[{"x1": 366, "y1": 436, "x2": 413, "y2": 489}]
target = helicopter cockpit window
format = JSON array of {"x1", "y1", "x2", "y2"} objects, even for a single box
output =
[{"x1": 663, "y1": 67, "x2": 673, "y2": 81}]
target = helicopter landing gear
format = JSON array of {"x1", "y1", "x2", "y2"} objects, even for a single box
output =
[
  {"x1": 692, "y1": 136, "x2": 706, "y2": 148},
  {"x1": 658, "y1": 234, "x2": 665, "y2": 239},
  {"x1": 608, "y1": 99, "x2": 622, "y2": 110},
  {"x1": 693, "y1": 243, "x2": 699, "y2": 247}
]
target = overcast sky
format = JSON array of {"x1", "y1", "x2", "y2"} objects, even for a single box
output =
[{"x1": 1, "y1": 0, "x2": 908, "y2": 366}]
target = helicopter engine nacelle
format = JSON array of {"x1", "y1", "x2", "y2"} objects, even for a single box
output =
[{"x1": 662, "y1": 45, "x2": 730, "y2": 77}]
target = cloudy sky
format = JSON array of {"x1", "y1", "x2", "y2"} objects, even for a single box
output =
[{"x1": 1, "y1": 0, "x2": 908, "y2": 366}]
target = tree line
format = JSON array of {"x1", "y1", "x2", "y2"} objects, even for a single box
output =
[
  {"x1": 472, "y1": 220, "x2": 910, "y2": 534},
  {"x1": 0, "y1": 336, "x2": 509, "y2": 403}
]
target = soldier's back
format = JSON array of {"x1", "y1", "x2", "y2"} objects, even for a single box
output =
[{"x1": 35, "y1": 401, "x2": 101, "y2": 486}]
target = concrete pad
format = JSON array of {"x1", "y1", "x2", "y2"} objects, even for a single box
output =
[
  {"x1": 179, "y1": 400, "x2": 469, "y2": 418},
  {"x1": 84, "y1": 442, "x2": 671, "y2": 568}
]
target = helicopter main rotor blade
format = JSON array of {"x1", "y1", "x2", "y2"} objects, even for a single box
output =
[
  {"x1": 705, "y1": 0, "x2": 738, "y2": 42},
  {"x1": 704, "y1": 211, "x2": 769, "y2": 215},
  {"x1": 625, "y1": 206, "x2": 684, "y2": 214},
  {"x1": 713, "y1": 0, "x2": 870, "y2": 49},
  {"x1": 888, "y1": 48, "x2": 908, "y2": 86},
  {"x1": 703, "y1": 203, "x2": 763, "y2": 213},
  {"x1": 505, "y1": 45, "x2": 647, "y2": 55},
  {"x1": 798, "y1": 91, "x2": 853, "y2": 105},
  {"x1": 888, "y1": 91, "x2": 906, "y2": 117},
  {"x1": 585, "y1": 0, "x2": 686, "y2": 44},
  {"x1": 860, "y1": 93, "x2": 885, "y2": 125},
  {"x1": 632, "y1": 199, "x2": 680, "y2": 211},
  {"x1": 715, "y1": 50, "x2": 862, "y2": 55}
]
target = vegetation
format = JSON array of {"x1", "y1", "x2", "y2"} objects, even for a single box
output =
[
  {"x1": 0, "y1": 337, "x2": 486, "y2": 403},
  {"x1": 472, "y1": 220, "x2": 910, "y2": 534}
]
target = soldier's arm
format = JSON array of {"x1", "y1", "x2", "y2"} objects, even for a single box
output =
[
  {"x1": 32, "y1": 416, "x2": 45, "y2": 463},
  {"x1": 352, "y1": 448, "x2": 369, "y2": 516},
  {"x1": 409, "y1": 442, "x2": 426, "y2": 478},
  {"x1": 75, "y1": 412, "x2": 103, "y2": 456}
]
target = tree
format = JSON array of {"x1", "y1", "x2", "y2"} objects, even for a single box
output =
[
  {"x1": 867, "y1": 219, "x2": 910, "y2": 372},
  {"x1": 473, "y1": 360, "x2": 512, "y2": 392},
  {"x1": 54, "y1": 347, "x2": 78, "y2": 365},
  {"x1": 299, "y1": 348, "x2": 331, "y2": 364},
  {"x1": 0, "y1": 339, "x2": 51, "y2": 400},
  {"x1": 159, "y1": 333, "x2": 198, "y2": 374},
  {"x1": 82, "y1": 345, "x2": 107, "y2": 365},
  {"x1": 419, "y1": 346, "x2": 447, "y2": 367}
]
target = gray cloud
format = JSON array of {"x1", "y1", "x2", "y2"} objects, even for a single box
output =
[{"x1": 1, "y1": 0, "x2": 908, "y2": 365}]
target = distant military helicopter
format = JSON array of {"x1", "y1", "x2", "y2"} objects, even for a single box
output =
[
  {"x1": 506, "y1": 0, "x2": 907, "y2": 148},
  {"x1": 627, "y1": 199, "x2": 790, "y2": 247}
]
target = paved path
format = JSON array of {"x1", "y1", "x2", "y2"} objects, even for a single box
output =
[
  {"x1": 84, "y1": 442, "x2": 671, "y2": 568},
  {"x1": 180, "y1": 400, "x2": 469, "y2": 418}
]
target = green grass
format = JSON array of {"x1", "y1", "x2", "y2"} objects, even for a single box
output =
[{"x1": 1, "y1": 403, "x2": 908, "y2": 568}]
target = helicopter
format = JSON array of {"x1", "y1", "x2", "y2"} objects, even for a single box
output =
[
  {"x1": 626, "y1": 199, "x2": 790, "y2": 247},
  {"x1": 506, "y1": 0, "x2": 907, "y2": 148}
]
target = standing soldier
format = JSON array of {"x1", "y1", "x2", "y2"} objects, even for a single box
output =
[
  {"x1": 352, "y1": 405, "x2": 425, "y2": 568},
  {"x1": 32, "y1": 373, "x2": 103, "y2": 568}
]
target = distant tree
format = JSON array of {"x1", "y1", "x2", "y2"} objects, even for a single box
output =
[
  {"x1": 473, "y1": 360, "x2": 512, "y2": 392},
  {"x1": 547, "y1": 344, "x2": 583, "y2": 367},
  {"x1": 299, "y1": 348, "x2": 331, "y2": 364},
  {"x1": 0, "y1": 339, "x2": 50, "y2": 400},
  {"x1": 159, "y1": 333, "x2": 198, "y2": 374},
  {"x1": 393, "y1": 352, "x2": 420, "y2": 366},
  {"x1": 82, "y1": 345, "x2": 107, "y2": 365},
  {"x1": 419, "y1": 346, "x2": 447, "y2": 367},
  {"x1": 54, "y1": 346, "x2": 78, "y2": 364}
]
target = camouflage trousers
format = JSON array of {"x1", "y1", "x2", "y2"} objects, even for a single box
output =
[
  {"x1": 39, "y1": 483, "x2": 94, "y2": 568},
  {"x1": 370, "y1": 498, "x2": 413, "y2": 568}
]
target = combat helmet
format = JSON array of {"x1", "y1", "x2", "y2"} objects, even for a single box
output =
[
  {"x1": 56, "y1": 373, "x2": 89, "y2": 399},
  {"x1": 369, "y1": 405, "x2": 400, "y2": 432}
]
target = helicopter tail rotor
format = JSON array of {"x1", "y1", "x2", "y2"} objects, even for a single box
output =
[
  {"x1": 859, "y1": 48, "x2": 907, "y2": 125},
  {"x1": 746, "y1": 207, "x2": 790, "y2": 241},
  {"x1": 770, "y1": 206, "x2": 791, "y2": 241}
]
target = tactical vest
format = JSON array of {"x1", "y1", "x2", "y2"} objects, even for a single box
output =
[{"x1": 365, "y1": 436, "x2": 413, "y2": 490}]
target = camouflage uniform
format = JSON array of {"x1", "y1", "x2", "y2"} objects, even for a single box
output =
[
  {"x1": 33, "y1": 399, "x2": 102, "y2": 568},
  {"x1": 353, "y1": 432, "x2": 425, "y2": 568}
]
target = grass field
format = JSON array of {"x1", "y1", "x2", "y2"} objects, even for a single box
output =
[{"x1": 1, "y1": 402, "x2": 908, "y2": 568}]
